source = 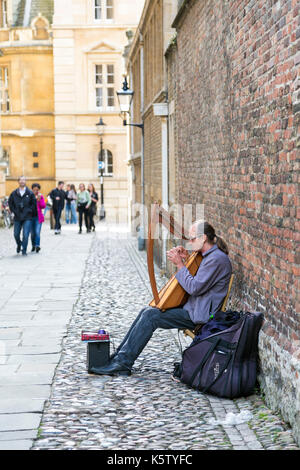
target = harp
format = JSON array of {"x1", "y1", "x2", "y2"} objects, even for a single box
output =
[{"x1": 147, "y1": 203, "x2": 203, "y2": 311}]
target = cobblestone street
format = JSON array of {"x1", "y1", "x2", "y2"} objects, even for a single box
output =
[{"x1": 0, "y1": 223, "x2": 299, "y2": 451}]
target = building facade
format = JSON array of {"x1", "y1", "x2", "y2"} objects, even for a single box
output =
[
  {"x1": 0, "y1": 0, "x2": 145, "y2": 222},
  {"x1": 52, "y1": 0, "x2": 144, "y2": 222},
  {"x1": 0, "y1": 0, "x2": 55, "y2": 197},
  {"x1": 126, "y1": 0, "x2": 178, "y2": 259}
]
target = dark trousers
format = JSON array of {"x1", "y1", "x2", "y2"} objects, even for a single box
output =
[
  {"x1": 115, "y1": 306, "x2": 196, "y2": 369},
  {"x1": 53, "y1": 207, "x2": 63, "y2": 231},
  {"x1": 14, "y1": 219, "x2": 32, "y2": 254},
  {"x1": 88, "y1": 206, "x2": 95, "y2": 229},
  {"x1": 78, "y1": 206, "x2": 89, "y2": 230}
]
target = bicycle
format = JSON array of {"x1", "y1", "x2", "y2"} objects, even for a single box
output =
[{"x1": 1, "y1": 197, "x2": 14, "y2": 228}]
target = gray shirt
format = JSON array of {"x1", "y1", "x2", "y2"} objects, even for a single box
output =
[{"x1": 175, "y1": 245, "x2": 232, "y2": 324}]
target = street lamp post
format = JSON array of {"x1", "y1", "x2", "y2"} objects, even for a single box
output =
[
  {"x1": 117, "y1": 77, "x2": 145, "y2": 250},
  {"x1": 96, "y1": 117, "x2": 106, "y2": 220}
]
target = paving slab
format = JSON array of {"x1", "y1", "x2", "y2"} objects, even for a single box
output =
[
  {"x1": 0, "y1": 385, "x2": 51, "y2": 400},
  {"x1": 0, "y1": 430, "x2": 37, "y2": 441},
  {"x1": 0, "y1": 413, "x2": 42, "y2": 432},
  {"x1": 0, "y1": 440, "x2": 33, "y2": 450},
  {"x1": 0, "y1": 399, "x2": 46, "y2": 413}
]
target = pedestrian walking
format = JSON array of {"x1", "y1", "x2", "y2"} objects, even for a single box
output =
[
  {"x1": 65, "y1": 184, "x2": 77, "y2": 224},
  {"x1": 76, "y1": 184, "x2": 91, "y2": 234},
  {"x1": 30, "y1": 183, "x2": 46, "y2": 253},
  {"x1": 87, "y1": 183, "x2": 98, "y2": 232},
  {"x1": 49, "y1": 181, "x2": 66, "y2": 234},
  {"x1": 89, "y1": 220, "x2": 232, "y2": 376},
  {"x1": 8, "y1": 176, "x2": 37, "y2": 256}
]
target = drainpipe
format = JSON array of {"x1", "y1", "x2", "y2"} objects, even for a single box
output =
[
  {"x1": 161, "y1": 115, "x2": 169, "y2": 267},
  {"x1": 138, "y1": 35, "x2": 145, "y2": 251}
]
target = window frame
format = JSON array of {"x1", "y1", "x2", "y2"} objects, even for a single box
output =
[
  {"x1": 0, "y1": 65, "x2": 10, "y2": 113},
  {"x1": 94, "y1": 0, "x2": 114, "y2": 22},
  {"x1": 94, "y1": 63, "x2": 115, "y2": 111},
  {"x1": 1, "y1": 1, "x2": 8, "y2": 28},
  {"x1": 1, "y1": 147, "x2": 10, "y2": 176},
  {"x1": 98, "y1": 148, "x2": 113, "y2": 177}
]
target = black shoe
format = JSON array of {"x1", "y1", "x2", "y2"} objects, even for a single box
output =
[
  {"x1": 78, "y1": 229, "x2": 82, "y2": 234},
  {"x1": 17, "y1": 244, "x2": 21, "y2": 253},
  {"x1": 35, "y1": 246, "x2": 41, "y2": 253},
  {"x1": 22, "y1": 252, "x2": 27, "y2": 256},
  {"x1": 31, "y1": 246, "x2": 36, "y2": 252},
  {"x1": 89, "y1": 359, "x2": 131, "y2": 376},
  {"x1": 92, "y1": 226, "x2": 95, "y2": 232}
]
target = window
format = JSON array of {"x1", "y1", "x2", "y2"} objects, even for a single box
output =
[
  {"x1": 95, "y1": 64, "x2": 115, "y2": 109},
  {"x1": 94, "y1": 0, "x2": 113, "y2": 21},
  {"x1": 99, "y1": 149, "x2": 113, "y2": 176},
  {"x1": 0, "y1": 66, "x2": 10, "y2": 112},
  {"x1": 0, "y1": 147, "x2": 10, "y2": 176},
  {"x1": 106, "y1": 0, "x2": 113, "y2": 19},
  {"x1": 95, "y1": 0, "x2": 101, "y2": 20},
  {"x1": 1, "y1": 1, "x2": 8, "y2": 28}
]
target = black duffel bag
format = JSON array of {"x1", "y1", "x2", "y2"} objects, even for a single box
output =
[{"x1": 174, "y1": 311, "x2": 263, "y2": 399}]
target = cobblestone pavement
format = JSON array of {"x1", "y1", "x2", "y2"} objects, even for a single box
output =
[{"x1": 28, "y1": 225, "x2": 299, "y2": 451}]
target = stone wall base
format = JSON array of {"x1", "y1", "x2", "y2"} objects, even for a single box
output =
[{"x1": 258, "y1": 331, "x2": 300, "y2": 446}]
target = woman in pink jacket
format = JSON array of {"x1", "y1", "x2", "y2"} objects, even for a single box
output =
[{"x1": 31, "y1": 183, "x2": 46, "y2": 253}]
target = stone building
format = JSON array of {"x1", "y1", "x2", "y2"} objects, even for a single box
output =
[
  {"x1": 52, "y1": 0, "x2": 144, "y2": 222},
  {"x1": 0, "y1": 0, "x2": 55, "y2": 197},
  {"x1": 169, "y1": 0, "x2": 299, "y2": 444},
  {"x1": 0, "y1": 0, "x2": 145, "y2": 222},
  {"x1": 125, "y1": 0, "x2": 178, "y2": 258}
]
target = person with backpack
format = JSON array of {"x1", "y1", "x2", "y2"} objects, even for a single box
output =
[
  {"x1": 49, "y1": 181, "x2": 66, "y2": 234},
  {"x1": 8, "y1": 176, "x2": 37, "y2": 256},
  {"x1": 89, "y1": 220, "x2": 232, "y2": 376}
]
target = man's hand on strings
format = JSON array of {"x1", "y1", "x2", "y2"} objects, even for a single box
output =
[{"x1": 167, "y1": 246, "x2": 187, "y2": 270}]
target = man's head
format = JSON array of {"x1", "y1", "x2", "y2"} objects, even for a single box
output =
[
  {"x1": 18, "y1": 176, "x2": 26, "y2": 189},
  {"x1": 58, "y1": 181, "x2": 64, "y2": 190},
  {"x1": 188, "y1": 220, "x2": 229, "y2": 255},
  {"x1": 188, "y1": 220, "x2": 216, "y2": 253}
]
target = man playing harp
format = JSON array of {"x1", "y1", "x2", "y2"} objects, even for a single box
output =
[{"x1": 90, "y1": 220, "x2": 232, "y2": 376}]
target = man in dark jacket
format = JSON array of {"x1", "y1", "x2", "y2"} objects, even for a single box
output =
[
  {"x1": 8, "y1": 176, "x2": 37, "y2": 256},
  {"x1": 49, "y1": 181, "x2": 65, "y2": 234}
]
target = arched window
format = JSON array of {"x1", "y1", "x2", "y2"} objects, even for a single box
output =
[{"x1": 98, "y1": 149, "x2": 113, "y2": 176}]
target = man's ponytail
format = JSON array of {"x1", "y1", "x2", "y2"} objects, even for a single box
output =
[{"x1": 214, "y1": 235, "x2": 229, "y2": 255}]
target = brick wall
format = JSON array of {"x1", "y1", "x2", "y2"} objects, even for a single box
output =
[{"x1": 172, "y1": 0, "x2": 300, "y2": 442}]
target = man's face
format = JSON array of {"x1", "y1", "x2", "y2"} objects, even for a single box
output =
[
  {"x1": 58, "y1": 183, "x2": 64, "y2": 190},
  {"x1": 187, "y1": 225, "x2": 205, "y2": 252},
  {"x1": 19, "y1": 178, "x2": 26, "y2": 188}
]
